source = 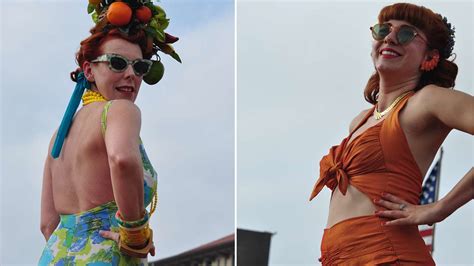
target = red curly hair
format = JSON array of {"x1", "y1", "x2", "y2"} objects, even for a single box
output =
[
  {"x1": 71, "y1": 23, "x2": 154, "y2": 82},
  {"x1": 364, "y1": 3, "x2": 458, "y2": 104}
]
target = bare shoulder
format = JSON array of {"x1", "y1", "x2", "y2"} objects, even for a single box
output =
[
  {"x1": 408, "y1": 85, "x2": 474, "y2": 134},
  {"x1": 108, "y1": 100, "x2": 141, "y2": 117},
  {"x1": 349, "y1": 108, "x2": 372, "y2": 133},
  {"x1": 411, "y1": 84, "x2": 473, "y2": 106},
  {"x1": 105, "y1": 100, "x2": 142, "y2": 134}
]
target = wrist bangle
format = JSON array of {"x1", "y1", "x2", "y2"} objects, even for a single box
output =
[
  {"x1": 115, "y1": 210, "x2": 149, "y2": 228},
  {"x1": 119, "y1": 228, "x2": 154, "y2": 258}
]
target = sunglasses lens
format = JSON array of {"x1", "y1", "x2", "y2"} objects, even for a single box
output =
[
  {"x1": 372, "y1": 24, "x2": 390, "y2": 40},
  {"x1": 109, "y1": 56, "x2": 128, "y2": 71},
  {"x1": 133, "y1": 61, "x2": 152, "y2": 76},
  {"x1": 398, "y1": 26, "x2": 416, "y2": 44}
]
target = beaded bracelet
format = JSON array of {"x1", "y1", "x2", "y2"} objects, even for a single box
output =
[
  {"x1": 119, "y1": 222, "x2": 151, "y2": 247},
  {"x1": 116, "y1": 211, "x2": 153, "y2": 258},
  {"x1": 119, "y1": 228, "x2": 154, "y2": 258},
  {"x1": 115, "y1": 210, "x2": 150, "y2": 228}
]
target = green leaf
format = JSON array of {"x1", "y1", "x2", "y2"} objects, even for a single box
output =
[
  {"x1": 150, "y1": 18, "x2": 158, "y2": 29},
  {"x1": 170, "y1": 51, "x2": 182, "y2": 63},
  {"x1": 155, "y1": 29, "x2": 165, "y2": 42},
  {"x1": 154, "y1": 5, "x2": 166, "y2": 17},
  {"x1": 144, "y1": 26, "x2": 158, "y2": 38},
  {"x1": 155, "y1": 12, "x2": 166, "y2": 21},
  {"x1": 87, "y1": 3, "x2": 95, "y2": 14},
  {"x1": 159, "y1": 18, "x2": 169, "y2": 31},
  {"x1": 92, "y1": 12, "x2": 99, "y2": 23}
]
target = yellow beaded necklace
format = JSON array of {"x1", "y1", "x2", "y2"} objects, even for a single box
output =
[{"x1": 82, "y1": 90, "x2": 107, "y2": 106}]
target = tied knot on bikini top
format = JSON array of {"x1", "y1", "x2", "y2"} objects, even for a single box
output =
[
  {"x1": 320, "y1": 156, "x2": 349, "y2": 195},
  {"x1": 309, "y1": 91, "x2": 424, "y2": 204},
  {"x1": 310, "y1": 146, "x2": 349, "y2": 200}
]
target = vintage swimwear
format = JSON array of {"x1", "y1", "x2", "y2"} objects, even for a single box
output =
[
  {"x1": 39, "y1": 101, "x2": 158, "y2": 265},
  {"x1": 310, "y1": 92, "x2": 435, "y2": 265}
]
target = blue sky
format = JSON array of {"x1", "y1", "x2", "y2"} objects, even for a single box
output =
[{"x1": 1, "y1": 0, "x2": 234, "y2": 264}]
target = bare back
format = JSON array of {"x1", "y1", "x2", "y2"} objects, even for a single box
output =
[{"x1": 49, "y1": 102, "x2": 115, "y2": 214}]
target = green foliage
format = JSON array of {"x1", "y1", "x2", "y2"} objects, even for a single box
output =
[
  {"x1": 87, "y1": 4, "x2": 95, "y2": 14},
  {"x1": 170, "y1": 51, "x2": 182, "y2": 63},
  {"x1": 91, "y1": 12, "x2": 99, "y2": 23}
]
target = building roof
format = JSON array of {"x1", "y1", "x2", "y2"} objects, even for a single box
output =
[
  {"x1": 180, "y1": 234, "x2": 234, "y2": 256},
  {"x1": 150, "y1": 233, "x2": 234, "y2": 265}
]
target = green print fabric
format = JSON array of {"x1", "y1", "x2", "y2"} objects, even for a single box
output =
[{"x1": 39, "y1": 202, "x2": 147, "y2": 266}]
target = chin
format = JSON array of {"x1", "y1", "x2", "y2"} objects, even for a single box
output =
[
  {"x1": 114, "y1": 91, "x2": 136, "y2": 102},
  {"x1": 375, "y1": 62, "x2": 401, "y2": 73}
]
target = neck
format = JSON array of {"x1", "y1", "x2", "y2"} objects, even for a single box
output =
[{"x1": 377, "y1": 75, "x2": 418, "y2": 110}]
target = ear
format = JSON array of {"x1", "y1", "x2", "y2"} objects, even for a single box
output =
[
  {"x1": 82, "y1": 61, "x2": 95, "y2": 82},
  {"x1": 425, "y1": 49, "x2": 440, "y2": 60}
]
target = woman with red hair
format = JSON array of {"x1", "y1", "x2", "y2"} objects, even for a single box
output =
[
  {"x1": 39, "y1": 1, "x2": 179, "y2": 264},
  {"x1": 310, "y1": 3, "x2": 473, "y2": 265}
]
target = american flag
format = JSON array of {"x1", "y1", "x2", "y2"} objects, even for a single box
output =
[{"x1": 418, "y1": 148, "x2": 443, "y2": 253}]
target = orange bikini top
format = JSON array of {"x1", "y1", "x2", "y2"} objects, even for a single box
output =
[{"x1": 309, "y1": 92, "x2": 423, "y2": 204}]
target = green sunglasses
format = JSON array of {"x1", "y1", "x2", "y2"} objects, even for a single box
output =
[
  {"x1": 370, "y1": 23, "x2": 428, "y2": 45},
  {"x1": 91, "y1": 54, "x2": 153, "y2": 76}
]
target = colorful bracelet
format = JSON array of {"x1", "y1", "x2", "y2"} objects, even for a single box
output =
[
  {"x1": 115, "y1": 210, "x2": 150, "y2": 228},
  {"x1": 119, "y1": 228, "x2": 154, "y2": 258},
  {"x1": 116, "y1": 210, "x2": 154, "y2": 258}
]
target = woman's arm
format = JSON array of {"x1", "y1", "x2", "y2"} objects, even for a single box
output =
[
  {"x1": 374, "y1": 168, "x2": 473, "y2": 226},
  {"x1": 375, "y1": 86, "x2": 473, "y2": 225},
  {"x1": 99, "y1": 100, "x2": 155, "y2": 256},
  {"x1": 40, "y1": 151, "x2": 60, "y2": 241},
  {"x1": 103, "y1": 100, "x2": 144, "y2": 221},
  {"x1": 419, "y1": 85, "x2": 474, "y2": 134},
  {"x1": 437, "y1": 167, "x2": 474, "y2": 219}
]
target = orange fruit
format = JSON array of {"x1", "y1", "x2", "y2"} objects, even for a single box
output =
[
  {"x1": 107, "y1": 2, "x2": 132, "y2": 27},
  {"x1": 89, "y1": 0, "x2": 101, "y2": 5},
  {"x1": 136, "y1": 6, "x2": 152, "y2": 23}
]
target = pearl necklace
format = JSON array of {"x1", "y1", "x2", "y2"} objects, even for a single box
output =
[
  {"x1": 373, "y1": 91, "x2": 412, "y2": 120},
  {"x1": 82, "y1": 90, "x2": 107, "y2": 106}
]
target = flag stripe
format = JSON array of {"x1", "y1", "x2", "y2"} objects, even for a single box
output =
[
  {"x1": 418, "y1": 149, "x2": 442, "y2": 253},
  {"x1": 419, "y1": 229, "x2": 434, "y2": 237}
]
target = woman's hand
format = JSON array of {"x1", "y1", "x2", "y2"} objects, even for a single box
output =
[
  {"x1": 374, "y1": 193, "x2": 445, "y2": 226},
  {"x1": 99, "y1": 230, "x2": 156, "y2": 256}
]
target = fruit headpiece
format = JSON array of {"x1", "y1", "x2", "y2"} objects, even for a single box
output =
[
  {"x1": 50, "y1": 0, "x2": 180, "y2": 159},
  {"x1": 88, "y1": 0, "x2": 181, "y2": 85}
]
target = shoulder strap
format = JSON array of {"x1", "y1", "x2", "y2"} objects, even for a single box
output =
[
  {"x1": 101, "y1": 101, "x2": 113, "y2": 137},
  {"x1": 388, "y1": 91, "x2": 414, "y2": 119}
]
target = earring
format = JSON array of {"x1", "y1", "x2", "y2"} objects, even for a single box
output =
[{"x1": 420, "y1": 54, "x2": 439, "y2": 71}]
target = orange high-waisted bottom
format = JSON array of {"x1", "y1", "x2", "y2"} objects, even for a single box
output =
[{"x1": 319, "y1": 215, "x2": 435, "y2": 265}]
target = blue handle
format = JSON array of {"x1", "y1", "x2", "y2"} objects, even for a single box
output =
[{"x1": 51, "y1": 72, "x2": 90, "y2": 158}]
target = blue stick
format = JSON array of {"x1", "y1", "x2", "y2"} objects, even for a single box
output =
[{"x1": 51, "y1": 72, "x2": 90, "y2": 158}]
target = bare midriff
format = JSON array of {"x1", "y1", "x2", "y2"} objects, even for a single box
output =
[{"x1": 326, "y1": 184, "x2": 378, "y2": 229}]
